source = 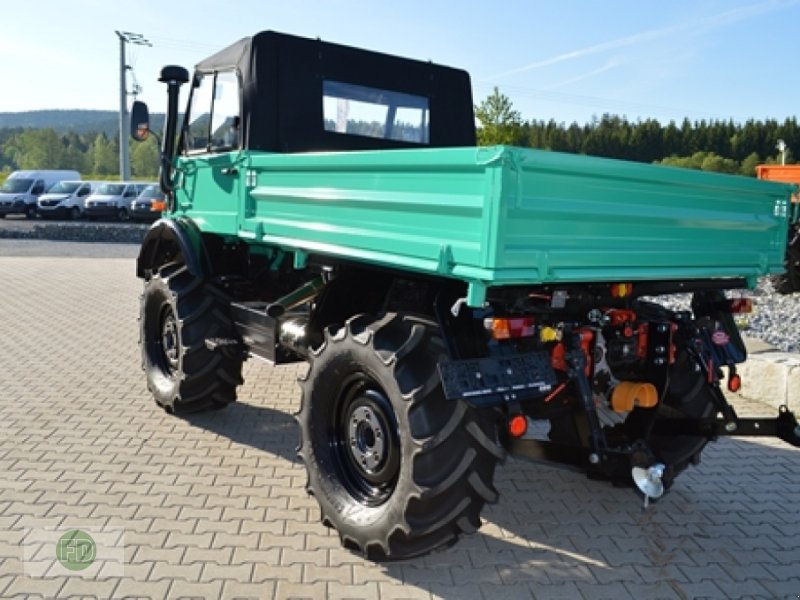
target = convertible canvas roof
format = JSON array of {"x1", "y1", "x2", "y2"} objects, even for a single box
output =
[{"x1": 189, "y1": 30, "x2": 476, "y2": 152}]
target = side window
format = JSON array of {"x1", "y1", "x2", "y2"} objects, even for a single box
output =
[
  {"x1": 78, "y1": 185, "x2": 90, "y2": 197},
  {"x1": 186, "y1": 73, "x2": 214, "y2": 152},
  {"x1": 210, "y1": 71, "x2": 240, "y2": 149},
  {"x1": 31, "y1": 180, "x2": 45, "y2": 195},
  {"x1": 186, "y1": 70, "x2": 240, "y2": 153}
]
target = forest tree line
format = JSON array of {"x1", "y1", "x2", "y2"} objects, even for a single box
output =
[
  {"x1": 474, "y1": 88, "x2": 796, "y2": 176},
  {"x1": 0, "y1": 127, "x2": 160, "y2": 179},
  {"x1": 0, "y1": 88, "x2": 796, "y2": 180}
]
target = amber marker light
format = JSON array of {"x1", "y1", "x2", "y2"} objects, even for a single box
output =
[
  {"x1": 485, "y1": 317, "x2": 536, "y2": 340},
  {"x1": 610, "y1": 283, "x2": 633, "y2": 298}
]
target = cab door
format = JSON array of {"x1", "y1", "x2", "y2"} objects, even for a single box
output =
[{"x1": 175, "y1": 70, "x2": 242, "y2": 235}]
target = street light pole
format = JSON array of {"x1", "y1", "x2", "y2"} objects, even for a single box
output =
[
  {"x1": 777, "y1": 139, "x2": 787, "y2": 166},
  {"x1": 115, "y1": 30, "x2": 151, "y2": 181}
]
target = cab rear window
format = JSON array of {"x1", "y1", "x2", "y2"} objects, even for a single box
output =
[{"x1": 323, "y1": 81, "x2": 429, "y2": 144}]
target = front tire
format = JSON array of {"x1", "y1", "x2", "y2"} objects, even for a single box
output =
[
  {"x1": 140, "y1": 266, "x2": 243, "y2": 413},
  {"x1": 297, "y1": 313, "x2": 504, "y2": 560}
]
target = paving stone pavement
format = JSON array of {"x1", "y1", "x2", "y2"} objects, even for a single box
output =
[{"x1": 0, "y1": 241, "x2": 799, "y2": 599}]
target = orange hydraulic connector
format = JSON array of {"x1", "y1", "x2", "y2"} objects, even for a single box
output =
[{"x1": 610, "y1": 381, "x2": 659, "y2": 413}]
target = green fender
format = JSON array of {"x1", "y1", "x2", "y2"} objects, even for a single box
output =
[{"x1": 136, "y1": 217, "x2": 209, "y2": 279}]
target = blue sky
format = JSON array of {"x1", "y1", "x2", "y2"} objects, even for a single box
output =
[{"x1": 1, "y1": 0, "x2": 797, "y2": 125}]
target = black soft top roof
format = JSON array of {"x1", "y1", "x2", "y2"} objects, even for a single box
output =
[
  {"x1": 192, "y1": 31, "x2": 476, "y2": 152},
  {"x1": 196, "y1": 36, "x2": 252, "y2": 73}
]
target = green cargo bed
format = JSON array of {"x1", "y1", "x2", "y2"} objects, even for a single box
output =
[{"x1": 180, "y1": 146, "x2": 792, "y2": 305}]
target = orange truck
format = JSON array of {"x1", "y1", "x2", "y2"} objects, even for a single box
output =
[{"x1": 756, "y1": 164, "x2": 800, "y2": 293}]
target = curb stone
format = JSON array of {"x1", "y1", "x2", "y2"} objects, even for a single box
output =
[
  {"x1": 736, "y1": 338, "x2": 800, "y2": 413},
  {"x1": 0, "y1": 221, "x2": 148, "y2": 244}
]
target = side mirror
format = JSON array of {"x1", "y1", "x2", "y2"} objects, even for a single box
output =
[{"x1": 131, "y1": 101, "x2": 150, "y2": 141}]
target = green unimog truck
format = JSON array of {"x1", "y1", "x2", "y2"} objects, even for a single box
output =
[{"x1": 131, "y1": 30, "x2": 800, "y2": 560}]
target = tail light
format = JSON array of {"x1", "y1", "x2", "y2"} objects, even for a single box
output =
[
  {"x1": 485, "y1": 317, "x2": 536, "y2": 340},
  {"x1": 728, "y1": 298, "x2": 752, "y2": 314}
]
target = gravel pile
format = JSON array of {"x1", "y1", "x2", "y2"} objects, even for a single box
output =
[
  {"x1": 652, "y1": 278, "x2": 800, "y2": 354},
  {"x1": 740, "y1": 278, "x2": 800, "y2": 353}
]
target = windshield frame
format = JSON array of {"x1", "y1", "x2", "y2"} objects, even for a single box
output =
[
  {"x1": 0, "y1": 179, "x2": 34, "y2": 193},
  {"x1": 95, "y1": 184, "x2": 126, "y2": 196},
  {"x1": 46, "y1": 181, "x2": 82, "y2": 194}
]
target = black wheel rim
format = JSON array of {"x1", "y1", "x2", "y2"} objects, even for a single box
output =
[
  {"x1": 331, "y1": 373, "x2": 400, "y2": 506},
  {"x1": 158, "y1": 305, "x2": 180, "y2": 375}
]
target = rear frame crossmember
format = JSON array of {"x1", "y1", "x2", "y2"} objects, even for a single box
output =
[{"x1": 506, "y1": 404, "x2": 800, "y2": 482}]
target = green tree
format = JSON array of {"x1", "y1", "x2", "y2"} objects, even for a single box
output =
[
  {"x1": 131, "y1": 137, "x2": 160, "y2": 178},
  {"x1": 739, "y1": 152, "x2": 761, "y2": 177},
  {"x1": 91, "y1": 133, "x2": 118, "y2": 176},
  {"x1": 700, "y1": 153, "x2": 738, "y2": 174},
  {"x1": 475, "y1": 87, "x2": 522, "y2": 146},
  {"x1": 3, "y1": 129, "x2": 66, "y2": 169}
]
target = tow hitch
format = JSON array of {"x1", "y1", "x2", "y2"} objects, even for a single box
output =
[{"x1": 651, "y1": 404, "x2": 800, "y2": 447}]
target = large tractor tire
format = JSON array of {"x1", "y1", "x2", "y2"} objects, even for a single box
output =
[
  {"x1": 772, "y1": 231, "x2": 800, "y2": 294},
  {"x1": 139, "y1": 265, "x2": 243, "y2": 413},
  {"x1": 642, "y1": 347, "x2": 716, "y2": 488},
  {"x1": 297, "y1": 313, "x2": 505, "y2": 560}
]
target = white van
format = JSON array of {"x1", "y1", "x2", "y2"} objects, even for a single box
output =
[
  {"x1": 37, "y1": 180, "x2": 99, "y2": 220},
  {"x1": 0, "y1": 170, "x2": 81, "y2": 218},
  {"x1": 84, "y1": 181, "x2": 148, "y2": 221}
]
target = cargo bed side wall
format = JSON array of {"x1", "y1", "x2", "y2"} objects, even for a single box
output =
[
  {"x1": 242, "y1": 149, "x2": 494, "y2": 276},
  {"x1": 493, "y1": 148, "x2": 789, "y2": 283},
  {"x1": 225, "y1": 147, "x2": 789, "y2": 294}
]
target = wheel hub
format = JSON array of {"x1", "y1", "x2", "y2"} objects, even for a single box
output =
[
  {"x1": 348, "y1": 405, "x2": 388, "y2": 473},
  {"x1": 160, "y1": 310, "x2": 179, "y2": 371},
  {"x1": 333, "y1": 378, "x2": 400, "y2": 506}
]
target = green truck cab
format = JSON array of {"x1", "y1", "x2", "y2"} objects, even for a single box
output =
[{"x1": 132, "y1": 31, "x2": 800, "y2": 560}]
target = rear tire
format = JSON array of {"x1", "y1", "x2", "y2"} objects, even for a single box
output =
[
  {"x1": 140, "y1": 266, "x2": 244, "y2": 413},
  {"x1": 297, "y1": 313, "x2": 504, "y2": 560},
  {"x1": 117, "y1": 207, "x2": 129, "y2": 222},
  {"x1": 643, "y1": 347, "x2": 715, "y2": 487},
  {"x1": 773, "y1": 232, "x2": 800, "y2": 294}
]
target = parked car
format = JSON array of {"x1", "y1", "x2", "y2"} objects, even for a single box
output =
[
  {"x1": 84, "y1": 182, "x2": 148, "y2": 221},
  {"x1": 37, "y1": 180, "x2": 98, "y2": 220},
  {"x1": 0, "y1": 170, "x2": 81, "y2": 218},
  {"x1": 130, "y1": 184, "x2": 164, "y2": 222}
]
